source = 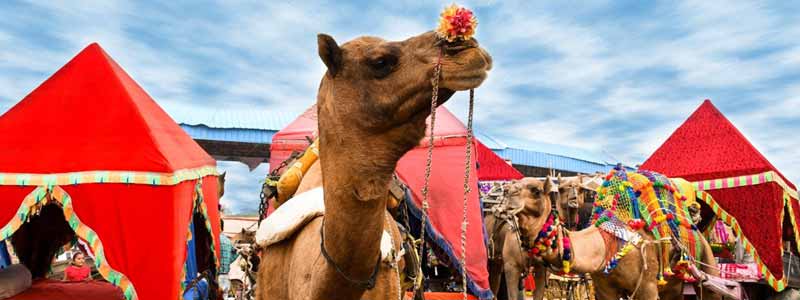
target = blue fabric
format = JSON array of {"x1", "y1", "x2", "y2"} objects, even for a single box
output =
[
  {"x1": 182, "y1": 279, "x2": 209, "y2": 300},
  {"x1": 0, "y1": 240, "x2": 10, "y2": 269},
  {"x1": 183, "y1": 219, "x2": 210, "y2": 300},
  {"x1": 185, "y1": 220, "x2": 198, "y2": 284}
]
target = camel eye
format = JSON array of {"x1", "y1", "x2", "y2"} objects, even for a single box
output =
[{"x1": 368, "y1": 55, "x2": 398, "y2": 78}]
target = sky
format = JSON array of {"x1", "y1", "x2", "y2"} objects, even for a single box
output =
[{"x1": 1, "y1": 1, "x2": 798, "y2": 214}]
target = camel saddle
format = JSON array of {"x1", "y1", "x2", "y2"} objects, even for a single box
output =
[
  {"x1": 256, "y1": 187, "x2": 402, "y2": 263},
  {"x1": 687, "y1": 264, "x2": 742, "y2": 300}
]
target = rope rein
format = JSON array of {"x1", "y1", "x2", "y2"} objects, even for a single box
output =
[
  {"x1": 415, "y1": 47, "x2": 443, "y2": 296},
  {"x1": 460, "y1": 88, "x2": 475, "y2": 300},
  {"x1": 416, "y1": 45, "x2": 476, "y2": 298},
  {"x1": 627, "y1": 240, "x2": 650, "y2": 300}
]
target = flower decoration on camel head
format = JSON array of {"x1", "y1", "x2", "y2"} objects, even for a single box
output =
[{"x1": 436, "y1": 4, "x2": 478, "y2": 42}]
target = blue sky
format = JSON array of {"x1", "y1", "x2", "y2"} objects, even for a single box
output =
[{"x1": 1, "y1": 1, "x2": 799, "y2": 214}]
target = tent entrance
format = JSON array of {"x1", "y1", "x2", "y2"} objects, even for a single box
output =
[
  {"x1": 183, "y1": 210, "x2": 220, "y2": 300},
  {"x1": 192, "y1": 211, "x2": 217, "y2": 278},
  {"x1": 10, "y1": 202, "x2": 76, "y2": 279}
]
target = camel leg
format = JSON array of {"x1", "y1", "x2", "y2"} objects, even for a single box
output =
[
  {"x1": 529, "y1": 266, "x2": 546, "y2": 300},
  {"x1": 503, "y1": 263, "x2": 522, "y2": 300},
  {"x1": 488, "y1": 259, "x2": 503, "y2": 299}
]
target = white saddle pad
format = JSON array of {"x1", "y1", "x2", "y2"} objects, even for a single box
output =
[
  {"x1": 255, "y1": 187, "x2": 401, "y2": 262},
  {"x1": 256, "y1": 187, "x2": 325, "y2": 248}
]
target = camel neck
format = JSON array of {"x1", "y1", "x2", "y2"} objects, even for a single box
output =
[
  {"x1": 315, "y1": 125, "x2": 401, "y2": 296},
  {"x1": 560, "y1": 226, "x2": 607, "y2": 273}
]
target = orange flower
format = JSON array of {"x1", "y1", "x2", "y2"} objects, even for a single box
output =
[{"x1": 436, "y1": 4, "x2": 478, "y2": 42}]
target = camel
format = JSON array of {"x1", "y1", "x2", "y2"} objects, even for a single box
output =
[
  {"x1": 555, "y1": 175, "x2": 588, "y2": 230},
  {"x1": 485, "y1": 178, "x2": 555, "y2": 300},
  {"x1": 555, "y1": 174, "x2": 601, "y2": 230},
  {"x1": 513, "y1": 170, "x2": 721, "y2": 300},
  {"x1": 256, "y1": 30, "x2": 492, "y2": 300}
]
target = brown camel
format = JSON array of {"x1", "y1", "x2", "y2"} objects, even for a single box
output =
[
  {"x1": 513, "y1": 175, "x2": 721, "y2": 300},
  {"x1": 485, "y1": 178, "x2": 555, "y2": 300},
  {"x1": 556, "y1": 175, "x2": 596, "y2": 230},
  {"x1": 256, "y1": 31, "x2": 492, "y2": 300}
]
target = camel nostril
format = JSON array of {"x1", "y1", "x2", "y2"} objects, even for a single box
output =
[{"x1": 442, "y1": 38, "x2": 478, "y2": 55}]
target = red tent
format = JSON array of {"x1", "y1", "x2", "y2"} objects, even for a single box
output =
[
  {"x1": 0, "y1": 44, "x2": 221, "y2": 300},
  {"x1": 641, "y1": 99, "x2": 799, "y2": 291},
  {"x1": 269, "y1": 106, "x2": 521, "y2": 299}
]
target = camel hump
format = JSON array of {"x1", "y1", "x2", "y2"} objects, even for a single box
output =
[{"x1": 256, "y1": 187, "x2": 325, "y2": 248}]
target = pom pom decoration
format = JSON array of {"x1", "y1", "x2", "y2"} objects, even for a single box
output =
[
  {"x1": 628, "y1": 219, "x2": 645, "y2": 230},
  {"x1": 436, "y1": 4, "x2": 478, "y2": 42}
]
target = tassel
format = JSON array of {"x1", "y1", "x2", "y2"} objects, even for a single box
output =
[{"x1": 657, "y1": 274, "x2": 668, "y2": 286}]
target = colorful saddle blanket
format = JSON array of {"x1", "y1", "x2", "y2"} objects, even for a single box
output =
[{"x1": 591, "y1": 168, "x2": 705, "y2": 277}]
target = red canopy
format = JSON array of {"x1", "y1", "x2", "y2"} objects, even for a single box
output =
[
  {"x1": 270, "y1": 106, "x2": 519, "y2": 299},
  {"x1": 641, "y1": 99, "x2": 799, "y2": 291},
  {"x1": 0, "y1": 44, "x2": 221, "y2": 300},
  {"x1": 269, "y1": 105, "x2": 319, "y2": 171},
  {"x1": 475, "y1": 140, "x2": 522, "y2": 181}
]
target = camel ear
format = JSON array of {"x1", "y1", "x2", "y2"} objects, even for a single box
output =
[
  {"x1": 544, "y1": 176, "x2": 554, "y2": 193},
  {"x1": 318, "y1": 33, "x2": 342, "y2": 77}
]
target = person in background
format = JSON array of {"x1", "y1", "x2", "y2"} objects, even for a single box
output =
[
  {"x1": 63, "y1": 251, "x2": 90, "y2": 282},
  {"x1": 218, "y1": 219, "x2": 238, "y2": 295}
]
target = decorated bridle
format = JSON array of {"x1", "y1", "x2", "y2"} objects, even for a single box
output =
[
  {"x1": 561, "y1": 179, "x2": 584, "y2": 229},
  {"x1": 528, "y1": 182, "x2": 574, "y2": 274}
]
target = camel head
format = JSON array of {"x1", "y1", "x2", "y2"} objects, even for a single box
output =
[
  {"x1": 315, "y1": 31, "x2": 493, "y2": 158},
  {"x1": 557, "y1": 175, "x2": 587, "y2": 229},
  {"x1": 504, "y1": 177, "x2": 558, "y2": 241}
]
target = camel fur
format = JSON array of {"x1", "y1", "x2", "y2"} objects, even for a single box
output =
[{"x1": 256, "y1": 31, "x2": 492, "y2": 300}]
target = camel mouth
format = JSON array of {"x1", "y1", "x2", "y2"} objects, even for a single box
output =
[{"x1": 439, "y1": 47, "x2": 492, "y2": 91}]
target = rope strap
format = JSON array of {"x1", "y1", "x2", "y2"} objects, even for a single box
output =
[{"x1": 320, "y1": 219, "x2": 382, "y2": 290}]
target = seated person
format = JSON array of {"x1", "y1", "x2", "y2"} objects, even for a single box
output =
[{"x1": 63, "y1": 252, "x2": 90, "y2": 282}]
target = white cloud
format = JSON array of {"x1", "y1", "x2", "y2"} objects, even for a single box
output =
[{"x1": 2, "y1": 0, "x2": 799, "y2": 210}]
